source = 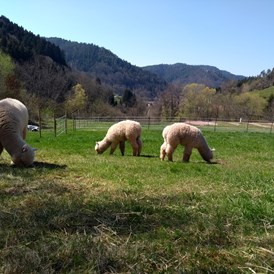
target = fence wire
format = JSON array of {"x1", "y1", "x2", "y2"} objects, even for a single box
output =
[
  {"x1": 71, "y1": 116, "x2": 274, "y2": 134},
  {"x1": 46, "y1": 115, "x2": 274, "y2": 136},
  {"x1": 54, "y1": 115, "x2": 67, "y2": 136}
]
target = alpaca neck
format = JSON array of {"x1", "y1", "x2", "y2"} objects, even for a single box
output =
[
  {"x1": 1, "y1": 134, "x2": 26, "y2": 157},
  {"x1": 197, "y1": 137, "x2": 212, "y2": 162},
  {"x1": 198, "y1": 146, "x2": 212, "y2": 162},
  {"x1": 99, "y1": 139, "x2": 111, "y2": 153}
]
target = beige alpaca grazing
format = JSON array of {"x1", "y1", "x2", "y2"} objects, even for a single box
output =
[
  {"x1": 160, "y1": 123, "x2": 214, "y2": 163},
  {"x1": 0, "y1": 98, "x2": 36, "y2": 166},
  {"x1": 95, "y1": 120, "x2": 142, "y2": 156}
]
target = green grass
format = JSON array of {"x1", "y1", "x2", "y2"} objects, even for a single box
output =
[{"x1": 1, "y1": 128, "x2": 274, "y2": 273}]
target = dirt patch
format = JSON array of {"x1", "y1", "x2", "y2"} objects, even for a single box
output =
[{"x1": 185, "y1": 120, "x2": 216, "y2": 126}]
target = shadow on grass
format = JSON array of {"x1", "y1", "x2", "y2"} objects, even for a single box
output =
[
  {"x1": 105, "y1": 154, "x2": 159, "y2": 158},
  {"x1": 140, "y1": 154, "x2": 158, "y2": 158},
  {"x1": 161, "y1": 160, "x2": 221, "y2": 165},
  {"x1": 32, "y1": 161, "x2": 67, "y2": 169},
  {"x1": 0, "y1": 161, "x2": 67, "y2": 174}
]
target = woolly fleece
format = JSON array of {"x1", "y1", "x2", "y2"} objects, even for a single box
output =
[
  {"x1": 160, "y1": 122, "x2": 213, "y2": 162},
  {"x1": 95, "y1": 120, "x2": 142, "y2": 156},
  {"x1": 0, "y1": 98, "x2": 35, "y2": 166}
]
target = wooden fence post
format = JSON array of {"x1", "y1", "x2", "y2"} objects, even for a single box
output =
[
  {"x1": 214, "y1": 116, "x2": 218, "y2": 132},
  {"x1": 246, "y1": 118, "x2": 250, "y2": 132},
  {"x1": 54, "y1": 114, "x2": 57, "y2": 137},
  {"x1": 38, "y1": 108, "x2": 42, "y2": 138},
  {"x1": 65, "y1": 111, "x2": 67, "y2": 134}
]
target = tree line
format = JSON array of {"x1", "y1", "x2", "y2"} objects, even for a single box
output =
[
  {"x1": 153, "y1": 83, "x2": 274, "y2": 121},
  {"x1": 1, "y1": 44, "x2": 274, "y2": 123},
  {"x1": 0, "y1": 48, "x2": 146, "y2": 121}
]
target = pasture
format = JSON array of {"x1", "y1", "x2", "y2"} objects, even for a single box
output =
[{"x1": 0, "y1": 126, "x2": 274, "y2": 273}]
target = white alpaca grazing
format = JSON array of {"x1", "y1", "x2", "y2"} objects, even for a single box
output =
[
  {"x1": 95, "y1": 120, "x2": 142, "y2": 156},
  {"x1": 0, "y1": 98, "x2": 36, "y2": 166},
  {"x1": 160, "y1": 123, "x2": 214, "y2": 163}
]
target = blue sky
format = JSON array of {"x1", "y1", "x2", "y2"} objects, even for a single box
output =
[{"x1": 1, "y1": 0, "x2": 274, "y2": 76}]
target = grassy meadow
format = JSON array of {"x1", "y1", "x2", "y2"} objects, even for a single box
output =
[{"x1": 0, "y1": 126, "x2": 274, "y2": 273}]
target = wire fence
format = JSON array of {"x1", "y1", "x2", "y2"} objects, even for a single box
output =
[
  {"x1": 54, "y1": 115, "x2": 67, "y2": 136},
  {"x1": 71, "y1": 116, "x2": 274, "y2": 134},
  {"x1": 35, "y1": 115, "x2": 274, "y2": 136}
]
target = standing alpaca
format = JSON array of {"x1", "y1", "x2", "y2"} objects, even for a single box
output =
[
  {"x1": 160, "y1": 123, "x2": 214, "y2": 163},
  {"x1": 0, "y1": 98, "x2": 36, "y2": 166},
  {"x1": 95, "y1": 120, "x2": 142, "y2": 156}
]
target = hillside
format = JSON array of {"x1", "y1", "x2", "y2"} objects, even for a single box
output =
[
  {"x1": 47, "y1": 38, "x2": 246, "y2": 98},
  {"x1": 0, "y1": 16, "x2": 124, "y2": 116},
  {"x1": 142, "y1": 63, "x2": 245, "y2": 88},
  {"x1": 253, "y1": 86, "x2": 274, "y2": 100},
  {"x1": 2, "y1": 15, "x2": 274, "y2": 120},
  {"x1": 0, "y1": 16, "x2": 66, "y2": 66},
  {"x1": 47, "y1": 38, "x2": 167, "y2": 99},
  {"x1": 0, "y1": 16, "x2": 73, "y2": 102}
]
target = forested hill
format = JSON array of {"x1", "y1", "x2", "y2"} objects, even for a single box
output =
[
  {"x1": 142, "y1": 63, "x2": 245, "y2": 88},
  {"x1": 0, "y1": 16, "x2": 73, "y2": 103},
  {"x1": 0, "y1": 16, "x2": 66, "y2": 66},
  {"x1": 47, "y1": 37, "x2": 167, "y2": 98},
  {"x1": 48, "y1": 37, "x2": 245, "y2": 94}
]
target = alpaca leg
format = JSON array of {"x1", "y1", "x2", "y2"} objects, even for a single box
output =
[
  {"x1": 183, "y1": 146, "x2": 192, "y2": 162},
  {"x1": 110, "y1": 142, "x2": 118, "y2": 155},
  {"x1": 128, "y1": 138, "x2": 139, "y2": 156},
  {"x1": 119, "y1": 141, "x2": 125, "y2": 156},
  {"x1": 136, "y1": 137, "x2": 142, "y2": 156},
  {"x1": 0, "y1": 143, "x2": 3, "y2": 155},
  {"x1": 22, "y1": 126, "x2": 27, "y2": 139},
  {"x1": 160, "y1": 142, "x2": 166, "y2": 160},
  {"x1": 166, "y1": 144, "x2": 175, "y2": 162}
]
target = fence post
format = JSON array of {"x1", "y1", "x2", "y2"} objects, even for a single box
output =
[
  {"x1": 54, "y1": 114, "x2": 57, "y2": 137},
  {"x1": 65, "y1": 111, "x2": 68, "y2": 134},
  {"x1": 246, "y1": 118, "x2": 249, "y2": 132},
  {"x1": 38, "y1": 108, "x2": 42, "y2": 138},
  {"x1": 73, "y1": 114, "x2": 76, "y2": 131},
  {"x1": 214, "y1": 116, "x2": 218, "y2": 132}
]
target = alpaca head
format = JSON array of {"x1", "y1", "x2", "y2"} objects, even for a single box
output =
[
  {"x1": 95, "y1": 141, "x2": 103, "y2": 154},
  {"x1": 198, "y1": 146, "x2": 215, "y2": 163},
  {"x1": 95, "y1": 140, "x2": 111, "y2": 154},
  {"x1": 12, "y1": 144, "x2": 36, "y2": 167},
  {"x1": 208, "y1": 148, "x2": 215, "y2": 161}
]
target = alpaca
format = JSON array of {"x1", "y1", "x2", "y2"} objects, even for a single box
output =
[
  {"x1": 160, "y1": 123, "x2": 214, "y2": 163},
  {"x1": 95, "y1": 120, "x2": 142, "y2": 156},
  {"x1": 0, "y1": 98, "x2": 36, "y2": 166}
]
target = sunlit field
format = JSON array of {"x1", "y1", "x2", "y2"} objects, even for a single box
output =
[{"x1": 0, "y1": 127, "x2": 274, "y2": 273}]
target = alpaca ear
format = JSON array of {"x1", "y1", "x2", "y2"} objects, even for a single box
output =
[{"x1": 22, "y1": 145, "x2": 28, "y2": 153}]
